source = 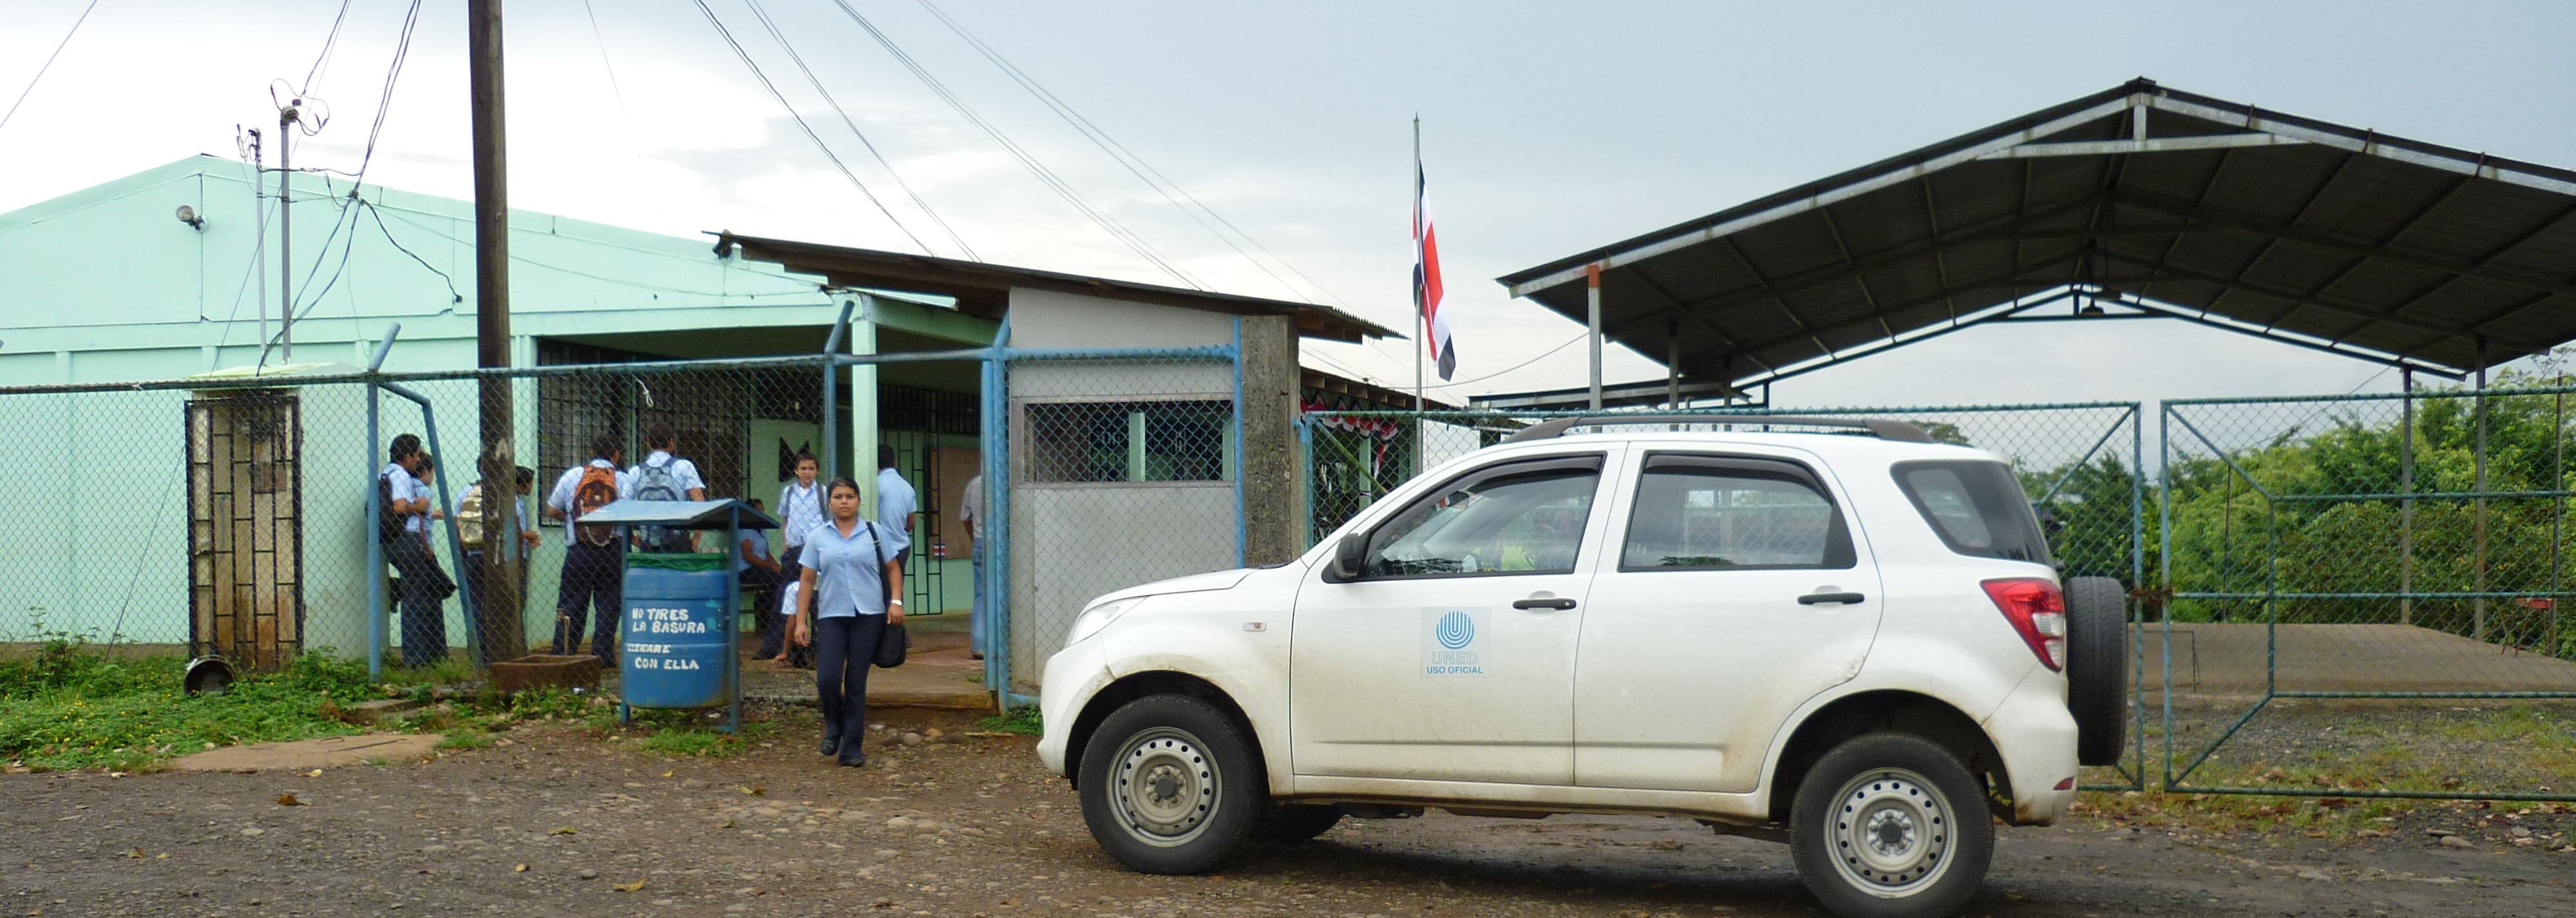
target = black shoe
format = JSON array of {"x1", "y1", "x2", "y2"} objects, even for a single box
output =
[
  {"x1": 837, "y1": 755, "x2": 868, "y2": 768},
  {"x1": 970, "y1": 652, "x2": 985, "y2": 660},
  {"x1": 819, "y1": 737, "x2": 838, "y2": 756}
]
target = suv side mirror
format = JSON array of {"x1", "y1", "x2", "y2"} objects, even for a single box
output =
[{"x1": 1331, "y1": 533, "x2": 1367, "y2": 581}]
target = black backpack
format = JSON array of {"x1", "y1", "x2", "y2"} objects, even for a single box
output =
[{"x1": 377, "y1": 470, "x2": 408, "y2": 544}]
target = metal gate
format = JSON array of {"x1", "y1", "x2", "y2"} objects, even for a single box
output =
[
  {"x1": 2159, "y1": 384, "x2": 2576, "y2": 801},
  {"x1": 187, "y1": 388, "x2": 305, "y2": 669}
]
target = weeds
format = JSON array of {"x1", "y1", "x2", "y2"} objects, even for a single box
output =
[
  {"x1": 977, "y1": 705, "x2": 1042, "y2": 736},
  {"x1": 1, "y1": 634, "x2": 377, "y2": 772}
]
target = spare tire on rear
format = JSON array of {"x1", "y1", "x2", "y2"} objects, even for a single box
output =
[{"x1": 2063, "y1": 576, "x2": 2128, "y2": 767}]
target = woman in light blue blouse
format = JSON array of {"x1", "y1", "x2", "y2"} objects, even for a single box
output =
[{"x1": 787, "y1": 477, "x2": 905, "y2": 767}]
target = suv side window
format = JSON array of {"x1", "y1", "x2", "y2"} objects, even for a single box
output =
[
  {"x1": 1620, "y1": 454, "x2": 1855, "y2": 571},
  {"x1": 1363, "y1": 455, "x2": 1604, "y2": 578}
]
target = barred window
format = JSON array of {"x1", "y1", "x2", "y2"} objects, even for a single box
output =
[{"x1": 1025, "y1": 399, "x2": 1233, "y2": 483}]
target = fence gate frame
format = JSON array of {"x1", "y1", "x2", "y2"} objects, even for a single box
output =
[{"x1": 2157, "y1": 385, "x2": 2576, "y2": 803}]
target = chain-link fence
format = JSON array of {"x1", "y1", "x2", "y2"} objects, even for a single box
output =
[
  {"x1": 1300, "y1": 401, "x2": 2150, "y2": 789},
  {"x1": 997, "y1": 349, "x2": 1242, "y2": 696},
  {"x1": 0, "y1": 356, "x2": 844, "y2": 674},
  {"x1": 2160, "y1": 383, "x2": 2576, "y2": 801}
]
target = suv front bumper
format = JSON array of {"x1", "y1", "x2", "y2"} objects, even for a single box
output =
[{"x1": 1034, "y1": 633, "x2": 1114, "y2": 778}]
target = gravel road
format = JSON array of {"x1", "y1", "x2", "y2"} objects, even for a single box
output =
[{"x1": 5, "y1": 705, "x2": 2571, "y2": 917}]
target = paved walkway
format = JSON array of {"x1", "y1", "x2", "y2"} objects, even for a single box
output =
[
  {"x1": 2144, "y1": 622, "x2": 2576, "y2": 694},
  {"x1": 598, "y1": 613, "x2": 993, "y2": 712}
]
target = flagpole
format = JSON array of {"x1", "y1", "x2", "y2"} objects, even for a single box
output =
[{"x1": 1412, "y1": 115, "x2": 1425, "y2": 478}]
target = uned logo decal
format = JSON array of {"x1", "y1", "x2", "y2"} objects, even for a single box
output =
[
  {"x1": 1435, "y1": 610, "x2": 1475, "y2": 649},
  {"x1": 1421, "y1": 608, "x2": 1488, "y2": 676}
]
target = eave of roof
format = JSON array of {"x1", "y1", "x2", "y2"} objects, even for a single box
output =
[
  {"x1": 715, "y1": 232, "x2": 1399, "y2": 344},
  {"x1": 1497, "y1": 78, "x2": 2576, "y2": 384}
]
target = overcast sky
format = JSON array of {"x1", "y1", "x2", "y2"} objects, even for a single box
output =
[{"x1": 6, "y1": 1, "x2": 2574, "y2": 408}]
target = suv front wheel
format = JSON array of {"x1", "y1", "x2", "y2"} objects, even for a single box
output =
[
  {"x1": 1789, "y1": 732, "x2": 1994, "y2": 918},
  {"x1": 1077, "y1": 694, "x2": 1263, "y2": 874}
]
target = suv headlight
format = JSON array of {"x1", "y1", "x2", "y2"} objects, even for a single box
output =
[{"x1": 1067, "y1": 597, "x2": 1145, "y2": 645}]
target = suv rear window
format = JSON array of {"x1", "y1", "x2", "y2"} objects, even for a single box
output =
[{"x1": 1891, "y1": 460, "x2": 2052, "y2": 564}]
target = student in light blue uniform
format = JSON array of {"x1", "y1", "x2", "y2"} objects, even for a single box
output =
[
  {"x1": 381, "y1": 437, "x2": 454, "y2": 669},
  {"x1": 788, "y1": 476, "x2": 904, "y2": 768},
  {"x1": 875, "y1": 445, "x2": 917, "y2": 557}
]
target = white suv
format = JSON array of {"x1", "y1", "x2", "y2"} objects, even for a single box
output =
[{"x1": 1037, "y1": 416, "x2": 2127, "y2": 918}]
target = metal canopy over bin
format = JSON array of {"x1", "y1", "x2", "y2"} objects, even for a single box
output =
[
  {"x1": 1499, "y1": 78, "x2": 2576, "y2": 401},
  {"x1": 577, "y1": 499, "x2": 779, "y2": 732}
]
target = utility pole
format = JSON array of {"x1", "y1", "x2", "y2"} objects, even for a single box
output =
[
  {"x1": 277, "y1": 106, "x2": 294, "y2": 362},
  {"x1": 469, "y1": 0, "x2": 524, "y2": 664}
]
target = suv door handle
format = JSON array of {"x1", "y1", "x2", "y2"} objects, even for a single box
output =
[
  {"x1": 1797, "y1": 591, "x2": 1866, "y2": 606},
  {"x1": 1511, "y1": 597, "x2": 1577, "y2": 611}
]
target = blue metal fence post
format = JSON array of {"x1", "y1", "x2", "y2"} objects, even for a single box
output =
[
  {"x1": 363, "y1": 325, "x2": 400, "y2": 681},
  {"x1": 725, "y1": 504, "x2": 743, "y2": 734},
  {"x1": 1232, "y1": 319, "x2": 1247, "y2": 568},
  {"x1": 402, "y1": 383, "x2": 475, "y2": 671},
  {"x1": 822, "y1": 300, "x2": 855, "y2": 483}
]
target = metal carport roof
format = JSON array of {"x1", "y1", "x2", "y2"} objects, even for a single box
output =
[{"x1": 1497, "y1": 78, "x2": 2576, "y2": 397}]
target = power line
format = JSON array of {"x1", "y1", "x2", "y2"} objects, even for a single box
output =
[
  {"x1": 739, "y1": 0, "x2": 976, "y2": 260},
  {"x1": 353, "y1": 0, "x2": 424, "y2": 178},
  {"x1": 1424, "y1": 330, "x2": 1586, "y2": 389},
  {"x1": 301, "y1": 0, "x2": 355, "y2": 93},
  {"x1": 577, "y1": 0, "x2": 627, "y2": 115},
  {"x1": 0, "y1": 0, "x2": 104, "y2": 137},
  {"x1": 819, "y1": 0, "x2": 1202, "y2": 288},
  {"x1": 687, "y1": 0, "x2": 933, "y2": 254},
  {"x1": 913, "y1": 0, "x2": 1351, "y2": 307}
]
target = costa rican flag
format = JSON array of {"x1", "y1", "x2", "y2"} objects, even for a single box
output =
[{"x1": 1414, "y1": 166, "x2": 1455, "y2": 379}]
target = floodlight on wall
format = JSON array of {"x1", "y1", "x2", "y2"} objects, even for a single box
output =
[{"x1": 175, "y1": 204, "x2": 205, "y2": 231}]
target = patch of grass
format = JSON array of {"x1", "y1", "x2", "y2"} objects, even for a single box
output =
[
  {"x1": 1, "y1": 636, "x2": 375, "y2": 772},
  {"x1": 622, "y1": 712, "x2": 773, "y2": 758},
  {"x1": 976, "y1": 705, "x2": 1042, "y2": 736},
  {"x1": 439, "y1": 730, "x2": 499, "y2": 751}
]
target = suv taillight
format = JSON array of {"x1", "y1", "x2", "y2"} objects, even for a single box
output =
[{"x1": 1982, "y1": 578, "x2": 2066, "y2": 671}]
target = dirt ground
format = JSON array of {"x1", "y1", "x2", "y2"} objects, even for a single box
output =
[{"x1": 5, "y1": 706, "x2": 2572, "y2": 918}]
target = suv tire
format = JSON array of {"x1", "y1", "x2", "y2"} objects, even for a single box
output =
[
  {"x1": 2063, "y1": 575, "x2": 2128, "y2": 767},
  {"x1": 1247, "y1": 804, "x2": 1343, "y2": 844},
  {"x1": 1790, "y1": 732, "x2": 1993, "y2": 918},
  {"x1": 1077, "y1": 694, "x2": 1262, "y2": 874}
]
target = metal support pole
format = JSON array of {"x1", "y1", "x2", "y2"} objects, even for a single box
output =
[
  {"x1": 1665, "y1": 320, "x2": 1681, "y2": 409},
  {"x1": 363, "y1": 326, "x2": 399, "y2": 680},
  {"x1": 2555, "y1": 372, "x2": 2566, "y2": 657},
  {"x1": 724, "y1": 506, "x2": 742, "y2": 734},
  {"x1": 2475, "y1": 348, "x2": 2490, "y2": 642},
  {"x1": 2400, "y1": 368, "x2": 2415, "y2": 627},
  {"x1": 277, "y1": 109, "x2": 293, "y2": 363},
  {"x1": 820, "y1": 299, "x2": 855, "y2": 482},
  {"x1": 468, "y1": 0, "x2": 523, "y2": 667},
  {"x1": 1586, "y1": 263, "x2": 1604, "y2": 411}
]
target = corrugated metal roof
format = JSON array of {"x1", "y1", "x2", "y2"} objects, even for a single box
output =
[
  {"x1": 1497, "y1": 79, "x2": 2576, "y2": 385},
  {"x1": 716, "y1": 232, "x2": 1399, "y2": 344}
]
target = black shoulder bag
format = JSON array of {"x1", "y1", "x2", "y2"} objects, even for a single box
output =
[{"x1": 868, "y1": 521, "x2": 911, "y2": 669}]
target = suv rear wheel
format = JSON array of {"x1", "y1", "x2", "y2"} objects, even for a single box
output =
[
  {"x1": 1076, "y1": 694, "x2": 1262, "y2": 874},
  {"x1": 1790, "y1": 732, "x2": 1993, "y2": 918}
]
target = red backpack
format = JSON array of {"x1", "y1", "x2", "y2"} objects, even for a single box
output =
[{"x1": 573, "y1": 464, "x2": 621, "y2": 547}]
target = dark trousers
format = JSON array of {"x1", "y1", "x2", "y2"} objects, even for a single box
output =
[
  {"x1": 554, "y1": 540, "x2": 625, "y2": 663},
  {"x1": 815, "y1": 614, "x2": 887, "y2": 765},
  {"x1": 387, "y1": 534, "x2": 452, "y2": 669},
  {"x1": 463, "y1": 549, "x2": 533, "y2": 663},
  {"x1": 759, "y1": 545, "x2": 803, "y2": 660}
]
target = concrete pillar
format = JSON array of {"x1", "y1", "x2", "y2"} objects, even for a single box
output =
[
  {"x1": 851, "y1": 296, "x2": 879, "y2": 513},
  {"x1": 1238, "y1": 315, "x2": 1302, "y2": 566}
]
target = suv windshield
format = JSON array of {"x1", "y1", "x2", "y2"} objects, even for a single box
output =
[{"x1": 1890, "y1": 460, "x2": 2052, "y2": 564}]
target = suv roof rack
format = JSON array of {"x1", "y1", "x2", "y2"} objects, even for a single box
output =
[{"x1": 1499, "y1": 414, "x2": 1935, "y2": 445}]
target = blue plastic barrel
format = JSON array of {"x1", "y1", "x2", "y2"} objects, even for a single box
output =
[{"x1": 620, "y1": 564, "x2": 730, "y2": 709}]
